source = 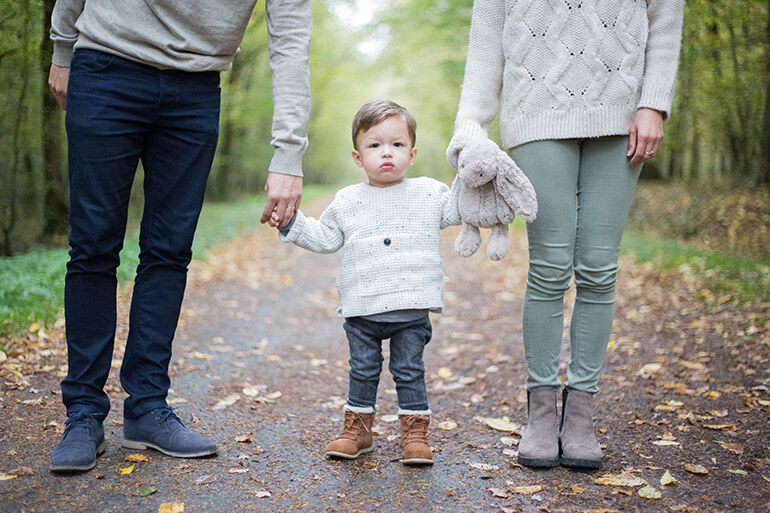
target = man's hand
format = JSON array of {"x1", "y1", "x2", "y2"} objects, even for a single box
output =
[
  {"x1": 261, "y1": 172, "x2": 302, "y2": 228},
  {"x1": 627, "y1": 107, "x2": 664, "y2": 166},
  {"x1": 49, "y1": 64, "x2": 70, "y2": 110}
]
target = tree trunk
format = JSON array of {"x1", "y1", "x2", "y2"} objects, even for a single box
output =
[
  {"x1": 40, "y1": 0, "x2": 70, "y2": 241},
  {"x1": 761, "y1": 0, "x2": 770, "y2": 183}
]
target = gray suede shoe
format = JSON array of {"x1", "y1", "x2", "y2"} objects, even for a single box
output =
[
  {"x1": 559, "y1": 388, "x2": 602, "y2": 469},
  {"x1": 517, "y1": 389, "x2": 559, "y2": 467},
  {"x1": 123, "y1": 407, "x2": 217, "y2": 458}
]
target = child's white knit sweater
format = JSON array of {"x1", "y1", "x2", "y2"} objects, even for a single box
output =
[
  {"x1": 280, "y1": 177, "x2": 460, "y2": 318},
  {"x1": 454, "y1": 0, "x2": 685, "y2": 149}
]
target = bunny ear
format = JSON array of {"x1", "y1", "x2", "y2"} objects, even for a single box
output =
[{"x1": 495, "y1": 156, "x2": 538, "y2": 223}]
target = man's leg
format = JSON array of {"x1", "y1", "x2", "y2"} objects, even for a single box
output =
[
  {"x1": 120, "y1": 68, "x2": 220, "y2": 457},
  {"x1": 53, "y1": 49, "x2": 154, "y2": 471}
]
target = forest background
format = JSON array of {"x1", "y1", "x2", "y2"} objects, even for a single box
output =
[{"x1": 1, "y1": 0, "x2": 769, "y2": 339}]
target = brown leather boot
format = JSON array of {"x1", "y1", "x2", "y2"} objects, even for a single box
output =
[
  {"x1": 399, "y1": 414, "x2": 433, "y2": 465},
  {"x1": 326, "y1": 409, "x2": 374, "y2": 459}
]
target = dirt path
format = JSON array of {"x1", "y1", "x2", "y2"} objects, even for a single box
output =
[{"x1": 1, "y1": 197, "x2": 768, "y2": 512}]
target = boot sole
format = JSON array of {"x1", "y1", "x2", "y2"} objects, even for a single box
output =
[
  {"x1": 49, "y1": 439, "x2": 107, "y2": 472},
  {"x1": 326, "y1": 446, "x2": 374, "y2": 459},
  {"x1": 400, "y1": 457, "x2": 433, "y2": 465},
  {"x1": 517, "y1": 455, "x2": 559, "y2": 468},
  {"x1": 560, "y1": 456, "x2": 602, "y2": 469},
  {"x1": 122, "y1": 439, "x2": 217, "y2": 458}
]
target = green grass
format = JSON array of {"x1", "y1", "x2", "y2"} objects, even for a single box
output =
[
  {"x1": 0, "y1": 185, "x2": 335, "y2": 340},
  {"x1": 620, "y1": 231, "x2": 770, "y2": 303}
]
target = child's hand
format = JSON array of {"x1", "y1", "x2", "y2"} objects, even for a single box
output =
[{"x1": 269, "y1": 210, "x2": 281, "y2": 228}]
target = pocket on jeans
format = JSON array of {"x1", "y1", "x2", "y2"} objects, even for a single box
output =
[{"x1": 71, "y1": 50, "x2": 115, "y2": 75}]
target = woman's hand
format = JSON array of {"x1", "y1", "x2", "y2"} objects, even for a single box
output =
[{"x1": 627, "y1": 108, "x2": 664, "y2": 166}]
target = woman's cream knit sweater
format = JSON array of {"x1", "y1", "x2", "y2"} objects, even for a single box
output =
[{"x1": 454, "y1": 0, "x2": 685, "y2": 149}]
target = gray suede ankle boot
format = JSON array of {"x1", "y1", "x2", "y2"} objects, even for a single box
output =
[
  {"x1": 517, "y1": 389, "x2": 559, "y2": 467},
  {"x1": 559, "y1": 388, "x2": 602, "y2": 469}
]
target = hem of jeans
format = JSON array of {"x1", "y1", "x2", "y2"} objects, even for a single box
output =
[
  {"x1": 344, "y1": 404, "x2": 376, "y2": 414},
  {"x1": 397, "y1": 408, "x2": 431, "y2": 416},
  {"x1": 124, "y1": 400, "x2": 169, "y2": 420}
]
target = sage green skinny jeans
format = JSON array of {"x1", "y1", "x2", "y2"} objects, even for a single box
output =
[{"x1": 509, "y1": 136, "x2": 642, "y2": 393}]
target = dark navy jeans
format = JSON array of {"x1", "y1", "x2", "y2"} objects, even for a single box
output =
[
  {"x1": 62, "y1": 50, "x2": 221, "y2": 421},
  {"x1": 343, "y1": 315, "x2": 432, "y2": 411}
]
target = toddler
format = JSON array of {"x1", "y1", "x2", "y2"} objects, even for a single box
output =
[{"x1": 274, "y1": 100, "x2": 460, "y2": 465}]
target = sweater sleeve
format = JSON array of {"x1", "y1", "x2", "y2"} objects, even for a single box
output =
[
  {"x1": 265, "y1": 0, "x2": 312, "y2": 176},
  {"x1": 637, "y1": 0, "x2": 685, "y2": 118},
  {"x1": 50, "y1": 0, "x2": 86, "y2": 66},
  {"x1": 440, "y1": 176, "x2": 462, "y2": 229},
  {"x1": 278, "y1": 201, "x2": 344, "y2": 254},
  {"x1": 453, "y1": 0, "x2": 506, "y2": 140}
]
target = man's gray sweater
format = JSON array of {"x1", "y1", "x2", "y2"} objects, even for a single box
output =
[{"x1": 50, "y1": 0, "x2": 312, "y2": 176}]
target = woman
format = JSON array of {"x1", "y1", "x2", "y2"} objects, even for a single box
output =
[{"x1": 449, "y1": 0, "x2": 684, "y2": 469}]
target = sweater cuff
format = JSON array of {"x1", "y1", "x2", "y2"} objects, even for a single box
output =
[
  {"x1": 52, "y1": 42, "x2": 74, "y2": 67},
  {"x1": 637, "y1": 85, "x2": 675, "y2": 120},
  {"x1": 278, "y1": 210, "x2": 306, "y2": 243},
  {"x1": 269, "y1": 147, "x2": 304, "y2": 177},
  {"x1": 453, "y1": 119, "x2": 488, "y2": 140}
]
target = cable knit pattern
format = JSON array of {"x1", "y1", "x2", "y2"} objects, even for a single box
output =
[
  {"x1": 280, "y1": 177, "x2": 461, "y2": 318},
  {"x1": 455, "y1": 0, "x2": 684, "y2": 149}
]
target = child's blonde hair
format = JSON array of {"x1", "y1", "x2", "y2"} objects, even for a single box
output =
[{"x1": 352, "y1": 100, "x2": 417, "y2": 150}]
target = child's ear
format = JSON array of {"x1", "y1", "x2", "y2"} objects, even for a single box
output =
[
  {"x1": 409, "y1": 147, "x2": 417, "y2": 165},
  {"x1": 352, "y1": 149, "x2": 363, "y2": 168}
]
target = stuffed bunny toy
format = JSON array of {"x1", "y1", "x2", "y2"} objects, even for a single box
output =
[{"x1": 446, "y1": 135, "x2": 538, "y2": 261}]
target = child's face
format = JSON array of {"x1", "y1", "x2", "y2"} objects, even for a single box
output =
[{"x1": 352, "y1": 115, "x2": 417, "y2": 188}]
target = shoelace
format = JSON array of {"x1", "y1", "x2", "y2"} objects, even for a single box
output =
[
  {"x1": 402, "y1": 417, "x2": 429, "y2": 445},
  {"x1": 63, "y1": 412, "x2": 96, "y2": 437},
  {"x1": 338, "y1": 413, "x2": 368, "y2": 440},
  {"x1": 153, "y1": 406, "x2": 183, "y2": 426}
]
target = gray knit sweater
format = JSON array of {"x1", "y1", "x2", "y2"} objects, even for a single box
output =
[
  {"x1": 50, "y1": 0, "x2": 311, "y2": 176},
  {"x1": 280, "y1": 177, "x2": 461, "y2": 318},
  {"x1": 454, "y1": 0, "x2": 684, "y2": 149}
]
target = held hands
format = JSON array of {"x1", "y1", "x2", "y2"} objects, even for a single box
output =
[
  {"x1": 49, "y1": 64, "x2": 70, "y2": 110},
  {"x1": 628, "y1": 108, "x2": 664, "y2": 166},
  {"x1": 261, "y1": 172, "x2": 302, "y2": 229}
]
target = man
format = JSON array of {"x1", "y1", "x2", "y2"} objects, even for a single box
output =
[{"x1": 47, "y1": 0, "x2": 311, "y2": 472}]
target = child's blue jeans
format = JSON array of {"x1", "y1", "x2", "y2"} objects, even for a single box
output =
[{"x1": 343, "y1": 315, "x2": 432, "y2": 412}]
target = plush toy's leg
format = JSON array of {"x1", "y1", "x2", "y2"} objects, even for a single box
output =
[
  {"x1": 455, "y1": 222, "x2": 482, "y2": 257},
  {"x1": 486, "y1": 223, "x2": 510, "y2": 261}
]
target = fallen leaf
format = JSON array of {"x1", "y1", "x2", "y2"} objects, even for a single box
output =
[
  {"x1": 703, "y1": 423, "x2": 737, "y2": 431},
  {"x1": 0, "y1": 473, "x2": 17, "y2": 480},
  {"x1": 438, "y1": 420, "x2": 458, "y2": 430},
  {"x1": 381, "y1": 414, "x2": 399, "y2": 423},
  {"x1": 706, "y1": 409, "x2": 728, "y2": 417},
  {"x1": 192, "y1": 351, "x2": 209, "y2": 360},
  {"x1": 660, "y1": 470, "x2": 678, "y2": 486},
  {"x1": 509, "y1": 485, "x2": 542, "y2": 495},
  {"x1": 638, "y1": 486, "x2": 661, "y2": 500},
  {"x1": 721, "y1": 443, "x2": 744, "y2": 455},
  {"x1": 684, "y1": 464, "x2": 709, "y2": 475},
  {"x1": 167, "y1": 397, "x2": 188, "y2": 405},
  {"x1": 228, "y1": 468, "x2": 248, "y2": 474},
  {"x1": 235, "y1": 436, "x2": 252, "y2": 443},
  {"x1": 570, "y1": 484, "x2": 585, "y2": 494},
  {"x1": 489, "y1": 487, "x2": 509, "y2": 498},
  {"x1": 7, "y1": 467, "x2": 34, "y2": 476},
  {"x1": 468, "y1": 462, "x2": 499, "y2": 471},
  {"x1": 265, "y1": 391, "x2": 282, "y2": 400},
  {"x1": 485, "y1": 417, "x2": 521, "y2": 433},
  {"x1": 594, "y1": 472, "x2": 646, "y2": 487},
  {"x1": 139, "y1": 486, "x2": 159, "y2": 496},
  {"x1": 500, "y1": 437, "x2": 518, "y2": 447},
  {"x1": 309, "y1": 359, "x2": 327, "y2": 367},
  {"x1": 125, "y1": 454, "x2": 149, "y2": 463},
  {"x1": 213, "y1": 394, "x2": 240, "y2": 410},
  {"x1": 158, "y1": 503, "x2": 184, "y2": 513},
  {"x1": 242, "y1": 386, "x2": 260, "y2": 397},
  {"x1": 253, "y1": 446, "x2": 264, "y2": 455},
  {"x1": 471, "y1": 393, "x2": 484, "y2": 404},
  {"x1": 0, "y1": 351, "x2": 6, "y2": 363},
  {"x1": 249, "y1": 490, "x2": 271, "y2": 498},
  {"x1": 652, "y1": 440, "x2": 680, "y2": 447},
  {"x1": 119, "y1": 464, "x2": 135, "y2": 475},
  {"x1": 438, "y1": 367, "x2": 453, "y2": 379},
  {"x1": 29, "y1": 322, "x2": 41, "y2": 333},
  {"x1": 194, "y1": 474, "x2": 214, "y2": 485},
  {"x1": 502, "y1": 449, "x2": 518, "y2": 457},
  {"x1": 637, "y1": 363, "x2": 662, "y2": 376},
  {"x1": 727, "y1": 469, "x2": 748, "y2": 476}
]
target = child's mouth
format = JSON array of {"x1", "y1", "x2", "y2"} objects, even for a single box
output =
[{"x1": 380, "y1": 163, "x2": 394, "y2": 170}]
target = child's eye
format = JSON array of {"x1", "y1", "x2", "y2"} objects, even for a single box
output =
[
  {"x1": 394, "y1": 142, "x2": 404, "y2": 147},
  {"x1": 369, "y1": 143, "x2": 380, "y2": 148}
]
